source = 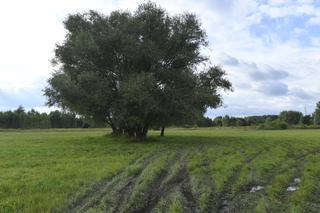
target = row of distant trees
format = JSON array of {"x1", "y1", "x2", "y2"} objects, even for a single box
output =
[
  {"x1": 196, "y1": 102, "x2": 320, "y2": 128},
  {"x1": 2, "y1": 102, "x2": 319, "y2": 129},
  {"x1": 0, "y1": 106, "x2": 101, "y2": 129}
]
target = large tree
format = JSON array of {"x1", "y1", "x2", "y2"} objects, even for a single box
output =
[{"x1": 44, "y1": 2, "x2": 232, "y2": 139}]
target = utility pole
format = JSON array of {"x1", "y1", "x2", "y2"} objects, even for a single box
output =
[{"x1": 305, "y1": 104, "x2": 307, "y2": 115}]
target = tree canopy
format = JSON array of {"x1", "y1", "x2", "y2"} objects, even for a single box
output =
[
  {"x1": 313, "y1": 102, "x2": 320, "y2": 125},
  {"x1": 0, "y1": 106, "x2": 94, "y2": 129},
  {"x1": 279, "y1": 110, "x2": 303, "y2": 125},
  {"x1": 44, "y1": 2, "x2": 232, "y2": 139}
]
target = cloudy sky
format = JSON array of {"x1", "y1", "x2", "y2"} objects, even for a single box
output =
[{"x1": 0, "y1": 0, "x2": 319, "y2": 117}]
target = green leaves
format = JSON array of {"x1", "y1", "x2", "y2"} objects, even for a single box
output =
[{"x1": 45, "y1": 2, "x2": 232, "y2": 138}]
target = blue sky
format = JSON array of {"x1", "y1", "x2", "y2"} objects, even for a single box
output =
[{"x1": 0, "y1": 0, "x2": 319, "y2": 117}]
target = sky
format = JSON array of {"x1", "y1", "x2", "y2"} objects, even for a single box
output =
[{"x1": 0, "y1": 0, "x2": 319, "y2": 117}]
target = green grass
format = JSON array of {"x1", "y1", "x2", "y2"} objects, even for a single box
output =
[
  {"x1": 1, "y1": 128, "x2": 320, "y2": 212},
  {"x1": 0, "y1": 129, "x2": 161, "y2": 212}
]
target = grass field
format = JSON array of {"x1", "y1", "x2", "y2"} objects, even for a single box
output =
[{"x1": 1, "y1": 128, "x2": 320, "y2": 212}]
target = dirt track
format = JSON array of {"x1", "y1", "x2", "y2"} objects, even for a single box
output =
[{"x1": 68, "y1": 145, "x2": 320, "y2": 213}]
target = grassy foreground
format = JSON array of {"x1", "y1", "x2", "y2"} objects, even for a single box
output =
[{"x1": 1, "y1": 128, "x2": 320, "y2": 212}]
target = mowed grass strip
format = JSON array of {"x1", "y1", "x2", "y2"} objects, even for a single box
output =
[{"x1": 1, "y1": 128, "x2": 320, "y2": 212}]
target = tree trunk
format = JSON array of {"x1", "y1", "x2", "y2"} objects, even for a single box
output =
[
  {"x1": 160, "y1": 126, "x2": 165, "y2": 137},
  {"x1": 110, "y1": 124, "x2": 123, "y2": 136},
  {"x1": 110, "y1": 123, "x2": 149, "y2": 140},
  {"x1": 110, "y1": 124, "x2": 117, "y2": 135}
]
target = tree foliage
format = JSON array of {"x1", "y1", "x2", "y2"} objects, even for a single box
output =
[
  {"x1": 313, "y1": 102, "x2": 320, "y2": 125},
  {"x1": 279, "y1": 110, "x2": 303, "y2": 125},
  {"x1": 44, "y1": 2, "x2": 232, "y2": 139},
  {"x1": 0, "y1": 106, "x2": 93, "y2": 129}
]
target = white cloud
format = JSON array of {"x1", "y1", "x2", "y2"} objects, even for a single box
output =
[
  {"x1": 307, "y1": 16, "x2": 320, "y2": 26},
  {"x1": 258, "y1": 1, "x2": 318, "y2": 18}
]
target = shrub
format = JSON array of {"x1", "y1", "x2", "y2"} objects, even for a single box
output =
[{"x1": 258, "y1": 120, "x2": 287, "y2": 130}]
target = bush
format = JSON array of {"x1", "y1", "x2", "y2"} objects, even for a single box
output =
[
  {"x1": 291, "y1": 125, "x2": 320, "y2": 130},
  {"x1": 276, "y1": 122, "x2": 288, "y2": 130},
  {"x1": 257, "y1": 121, "x2": 287, "y2": 130}
]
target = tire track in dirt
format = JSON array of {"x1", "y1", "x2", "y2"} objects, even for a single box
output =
[
  {"x1": 68, "y1": 151, "x2": 161, "y2": 213},
  {"x1": 104, "y1": 150, "x2": 174, "y2": 213},
  {"x1": 196, "y1": 145, "x2": 217, "y2": 213},
  {"x1": 216, "y1": 148, "x2": 266, "y2": 213},
  {"x1": 299, "y1": 150, "x2": 320, "y2": 212},
  {"x1": 138, "y1": 149, "x2": 192, "y2": 213},
  {"x1": 180, "y1": 170, "x2": 198, "y2": 212},
  {"x1": 265, "y1": 149, "x2": 320, "y2": 212},
  {"x1": 232, "y1": 148, "x2": 295, "y2": 212},
  {"x1": 69, "y1": 144, "x2": 320, "y2": 213},
  {"x1": 109, "y1": 151, "x2": 171, "y2": 212},
  {"x1": 109, "y1": 172, "x2": 143, "y2": 213},
  {"x1": 69, "y1": 146, "x2": 196, "y2": 213},
  {"x1": 301, "y1": 163, "x2": 320, "y2": 213},
  {"x1": 152, "y1": 147, "x2": 202, "y2": 213},
  {"x1": 263, "y1": 147, "x2": 320, "y2": 187},
  {"x1": 216, "y1": 144, "x2": 299, "y2": 212},
  {"x1": 177, "y1": 151, "x2": 199, "y2": 213},
  {"x1": 222, "y1": 146, "x2": 320, "y2": 212}
]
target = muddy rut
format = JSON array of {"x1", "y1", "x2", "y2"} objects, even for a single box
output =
[
  {"x1": 67, "y1": 145, "x2": 320, "y2": 213},
  {"x1": 69, "y1": 148, "x2": 198, "y2": 213}
]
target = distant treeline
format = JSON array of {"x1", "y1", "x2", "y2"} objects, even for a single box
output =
[
  {"x1": 197, "y1": 106, "x2": 320, "y2": 129},
  {"x1": 0, "y1": 106, "x2": 102, "y2": 129},
  {"x1": 2, "y1": 104, "x2": 320, "y2": 130},
  {"x1": 196, "y1": 115, "x2": 279, "y2": 127}
]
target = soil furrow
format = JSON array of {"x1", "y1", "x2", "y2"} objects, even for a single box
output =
[
  {"x1": 139, "y1": 149, "x2": 187, "y2": 213},
  {"x1": 198, "y1": 146, "x2": 217, "y2": 213},
  {"x1": 216, "y1": 148, "x2": 265, "y2": 213},
  {"x1": 218, "y1": 146, "x2": 290, "y2": 213},
  {"x1": 105, "y1": 151, "x2": 169, "y2": 213},
  {"x1": 265, "y1": 150, "x2": 320, "y2": 212},
  {"x1": 69, "y1": 151, "x2": 159, "y2": 213},
  {"x1": 179, "y1": 156, "x2": 199, "y2": 213}
]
